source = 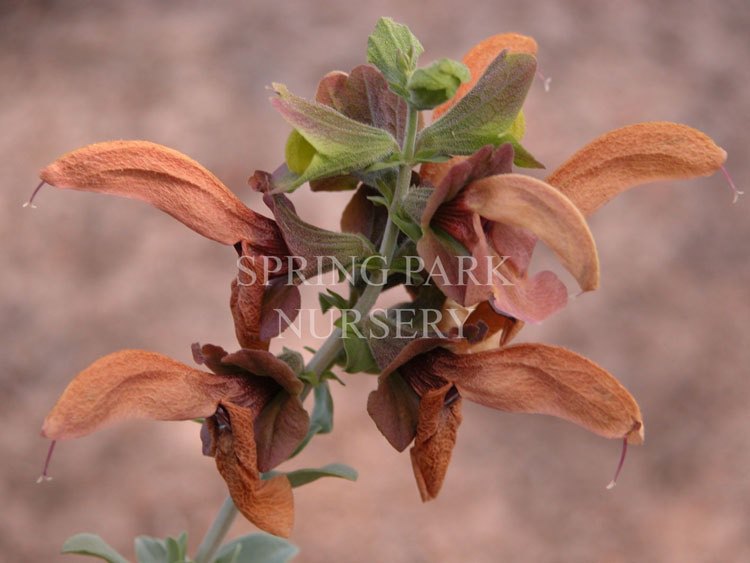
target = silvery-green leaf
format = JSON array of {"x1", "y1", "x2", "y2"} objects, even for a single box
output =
[
  {"x1": 61, "y1": 533, "x2": 129, "y2": 563},
  {"x1": 214, "y1": 533, "x2": 299, "y2": 563}
]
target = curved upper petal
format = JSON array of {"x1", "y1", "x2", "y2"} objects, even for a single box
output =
[
  {"x1": 40, "y1": 141, "x2": 283, "y2": 248},
  {"x1": 427, "y1": 344, "x2": 644, "y2": 444},
  {"x1": 42, "y1": 350, "x2": 230, "y2": 440},
  {"x1": 463, "y1": 173, "x2": 600, "y2": 292},
  {"x1": 547, "y1": 122, "x2": 727, "y2": 216}
]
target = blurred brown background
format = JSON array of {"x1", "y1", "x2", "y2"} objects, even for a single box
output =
[{"x1": 2, "y1": 0, "x2": 749, "y2": 561}]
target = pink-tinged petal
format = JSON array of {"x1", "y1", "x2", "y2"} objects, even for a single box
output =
[
  {"x1": 488, "y1": 221, "x2": 536, "y2": 275},
  {"x1": 42, "y1": 350, "x2": 228, "y2": 440},
  {"x1": 211, "y1": 402, "x2": 294, "y2": 537},
  {"x1": 39, "y1": 141, "x2": 282, "y2": 247},
  {"x1": 260, "y1": 280, "x2": 302, "y2": 341},
  {"x1": 222, "y1": 349, "x2": 304, "y2": 396},
  {"x1": 367, "y1": 372, "x2": 420, "y2": 452},
  {"x1": 464, "y1": 173, "x2": 600, "y2": 293},
  {"x1": 253, "y1": 393, "x2": 310, "y2": 472},
  {"x1": 416, "y1": 228, "x2": 471, "y2": 304},
  {"x1": 428, "y1": 344, "x2": 644, "y2": 444},
  {"x1": 490, "y1": 270, "x2": 569, "y2": 325},
  {"x1": 410, "y1": 384, "x2": 463, "y2": 502},
  {"x1": 422, "y1": 144, "x2": 515, "y2": 227},
  {"x1": 547, "y1": 122, "x2": 727, "y2": 216}
]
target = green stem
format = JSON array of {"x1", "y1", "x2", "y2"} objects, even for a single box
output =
[
  {"x1": 196, "y1": 105, "x2": 420, "y2": 560},
  {"x1": 303, "y1": 105, "x2": 419, "y2": 385},
  {"x1": 194, "y1": 496, "x2": 237, "y2": 563}
]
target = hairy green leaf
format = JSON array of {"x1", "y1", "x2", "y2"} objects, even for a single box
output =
[
  {"x1": 61, "y1": 533, "x2": 129, "y2": 563},
  {"x1": 416, "y1": 51, "x2": 536, "y2": 157},
  {"x1": 284, "y1": 463, "x2": 358, "y2": 488},
  {"x1": 407, "y1": 58, "x2": 470, "y2": 110},
  {"x1": 215, "y1": 533, "x2": 299, "y2": 563},
  {"x1": 367, "y1": 17, "x2": 424, "y2": 96},
  {"x1": 271, "y1": 84, "x2": 399, "y2": 190}
]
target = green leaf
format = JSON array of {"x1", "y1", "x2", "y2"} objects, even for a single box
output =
[
  {"x1": 367, "y1": 17, "x2": 424, "y2": 97},
  {"x1": 61, "y1": 533, "x2": 129, "y2": 563},
  {"x1": 271, "y1": 83, "x2": 400, "y2": 190},
  {"x1": 277, "y1": 348, "x2": 305, "y2": 376},
  {"x1": 164, "y1": 536, "x2": 185, "y2": 563},
  {"x1": 318, "y1": 289, "x2": 351, "y2": 314},
  {"x1": 391, "y1": 207, "x2": 423, "y2": 242},
  {"x1": 291, "y1": 381, "x2": 333, "y2": 457},
  {"x1": 416, "y1": 51, "x2": 537, "y2": 157},
  {"x1": 266, "y1": 193, "x2": 376, "y2": 282},
  {"x1": 406, "y1": 58, "x2": 470, "y2": 110},
  {"x1": 310, "y1": 381, "x2": 334, "y2": 434},
  {"x1": 134, "y1": 532, "x2": 187, "y2": 563},
  {"x1": 214, "y1": 533, "x2": 299, "y2": 563},
  {"x1": 284, "y1": 129, "x2": 316, "y2": 175},
  {"x1": 340, "y1": 310, "x2": 380, "y2": 374},
  {"x1": 509, "y1": 109, "x2": 526, "y2": 140},
  {"x1": 283, "y1": 463, "x2": 358, "y2": 488},
  {"x1": 402, "y1": 186, "x2": 432, "y2": 223},
  {"x1": 498, "y1": 133, "x2": 544, "y2": 168},
  {"x1": 134, "y1": 535, "x2": 167, "y2": 563}
]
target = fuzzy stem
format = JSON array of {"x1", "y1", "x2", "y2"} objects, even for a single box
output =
[
  {"x1": 197, "y1": 105, "x2": 420, "y2": 558},
  {"x1": 303, "y1": 104, "x2": 419, "y2": 387},
  {"x1": 194, "y1": 496, "x2": 238, "y2": 563}
]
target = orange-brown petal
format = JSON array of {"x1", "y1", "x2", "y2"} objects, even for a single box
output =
[
  {"x1": 546, "y1": 122, "x2": 727, "y2": 216},
  {"x1": 212, "y1": 402, "x2": 294, "y2": 537},
  {"x1": 42, "y1": 350, "x2": 228, "y2": 440},
  {"x1": 431, "y1": 344, "x2": 644, "y2": 444},
  {"x1": 464, "y1": 173, "x2": 600, "y2": 292},
  {"x1": 410, "y1": 384, "x2": 463, "y2": 501},
  {"x1": 40, "y1": 141, "x2": 281, "y2": 247},
  {"x1": 463, "y1": 301, "x2": 525, "y2": 351},
  {"x1": 231, "y1": 242, "x2": 269, "y2": 351}
]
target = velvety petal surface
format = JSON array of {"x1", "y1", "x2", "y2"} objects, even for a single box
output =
[
  {"x1": 427, "y1": 344, "x2": 644, "y2": 444},
  {"x1": 210, "y1": 402, "x2": 294, "y2": 537},
  {"x1": 409, "y1": 384, "x2": 462, "y2": 502},
  {"x1": 42, "y1": 350, "x2": 228, "y2": 440},
  {"x1": 547, "y1": 122, "x2": 727, "y2": 216},
  {"x1": 464, "y1": 173, "x2": 600, "y2": 292},
  {"x1": 39, "y1": 141, "x2": 281, "y2": 247}
]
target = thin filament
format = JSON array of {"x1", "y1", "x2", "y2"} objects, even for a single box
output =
[
  {"x1": 720, "y1": 165, "x2": 743, "y2": 204},
  {"x1": 23, "y1": 180, "x2": 46, "y2": 209},
  {"x1": 536, "y1": 69, "x2": 551, "y2": 93},
  {"x1": 37, "y1": 440, "x2": 57, "y2": 484},
  {"x1": 606, "y1": 437, "x2": 628, "y2": 490}
]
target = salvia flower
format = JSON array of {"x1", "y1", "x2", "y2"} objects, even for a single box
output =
[{"x1": 42, "y1": 346, "x2": 308, "y2": 536}]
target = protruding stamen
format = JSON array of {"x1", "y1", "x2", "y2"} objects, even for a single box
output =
[
  {"x1": 536, "y1": 70, "x2": 551, "y2": 93},
  {"x1": 23, "y1": 180, "x2": 46, "y2": 209},
  {"x1": 720, "y1": 165, "x2": 743, "y2": 204},
  {"x1": 606, "y1": 437, "x2": 628, "y2": 490},
  {"x1": 37, "y1": 440, "x2": 57, "y2": 484}
]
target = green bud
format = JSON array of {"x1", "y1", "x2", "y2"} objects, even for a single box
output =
[
  {"x1": 367, "y1": 17, "x2": 424, "y2": 97},
  {"x1": 406, "y1": 58, "x2": 471, "y2": 110}
]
